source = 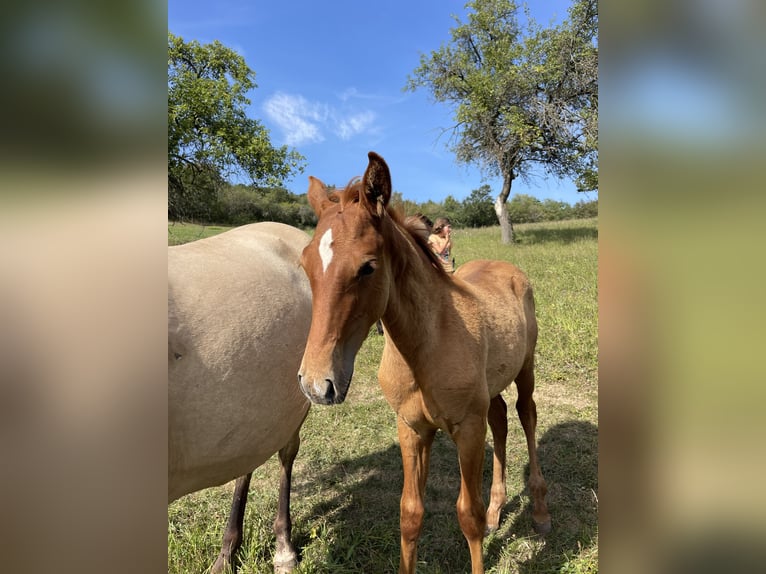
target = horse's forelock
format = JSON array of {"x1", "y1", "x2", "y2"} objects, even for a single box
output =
[{"x1": 338, "y1": 178, "x2": 362, "y2": 209}]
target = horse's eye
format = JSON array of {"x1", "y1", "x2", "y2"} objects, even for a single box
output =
[{"x1": 358, "y1": 261, "x2": 376, "y2": 278}]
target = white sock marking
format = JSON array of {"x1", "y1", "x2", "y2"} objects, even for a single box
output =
[{"x1": 319, "y1": 228, "x2": 334, "y2": 273}]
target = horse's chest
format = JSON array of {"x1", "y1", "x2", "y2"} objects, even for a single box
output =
[
  {"x1": 379, "y1": 344, "x2": 485, "y2": 432},
  {"x1": 380, "y1": 375, "x2": 479, "y2": 435}
]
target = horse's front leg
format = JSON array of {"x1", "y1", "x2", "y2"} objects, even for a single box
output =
[
  {"x1": 273, "y1": 427, "x2": 303, "y2": 573},
  {"x1": 453, "y1": 414, "x2": 489, "y2": 574},
  {"x1": 397, "y1": 416, "x2": 435, "y2": 574},
  {"x1": 211, "y1": 473, "x2": 252, "y2": 574}
]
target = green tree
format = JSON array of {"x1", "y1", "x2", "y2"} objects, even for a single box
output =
[
  {"x1": 541, "y1": 198, "x2": 572, "y2": 221},
  {"x1": 168, "y1": 32, "x2": 305, "y2": 219},
  {"x1": 390, "y1": 191, "x2": 421, "y2": 218},
  {"x1": 508, "y1": 194, "x2": 544, "y2": 223},
  {"x1": 461, "y1": 185, "x2": 497, "y2": 227},
  {"x1": 572, "y1": 198, "x2": 598, "y2": 218},
  {"x1": 544, "y1": 0, "x2": 598, "y2": 192},
  {"x1": 405, "y1": 0, "x2": 598, "y2": 243},
  {"x1": 442, "y1": 195, "x2": 464, "y2": 226}
]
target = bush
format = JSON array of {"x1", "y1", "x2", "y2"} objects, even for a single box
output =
[
  {"x1": 461, "y1": 185, "x2": 497, "y2": 227},
  {"x1": 212, "y1": 184, "x2": 317, "y2": 228},
  {"x1": 572, "y1": 198, "x2": 598, "y2": 218},
  {"x1": 508, "y1": 194, "x2": 544, "y2": 223}
]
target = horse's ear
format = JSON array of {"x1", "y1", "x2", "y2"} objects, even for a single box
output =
[
  {"x1": 361, "y1": 152, "x2": 391, "y2": 217},
  {"x1": 307, "y1": 176, "x2": 332, "y2": 216}
]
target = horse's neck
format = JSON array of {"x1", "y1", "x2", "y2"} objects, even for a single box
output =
[{"x1": 381, "y1": 227, "x2": 452, "y2": 366}]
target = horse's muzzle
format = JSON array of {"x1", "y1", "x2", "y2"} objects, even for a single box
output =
[{"x1": 297, "y1": 374, "x2": 347, "y2": 405}]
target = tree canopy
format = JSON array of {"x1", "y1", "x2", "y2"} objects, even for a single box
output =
[
  {"x1": 405, "y1": 0, "x2": 597, "y2": 243},
  {"x1": 168, "y1": 33, "x2": 305, "y2": 219}
]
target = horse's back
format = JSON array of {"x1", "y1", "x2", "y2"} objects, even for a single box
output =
[
  {"x1": 168, "y1": 222, "x2": 312, "y2": 501},
  {"x1": 168, "y1": 222, "x2": 311, "y2": 365},
  {"x1": 455, "y1": 259, "x2": 537, "y2": 397},
  {"x1": 169, "y1": 221, "x2": 308, "y2": 285}
]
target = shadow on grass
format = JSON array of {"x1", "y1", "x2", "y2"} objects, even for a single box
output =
[
  {"x1": 288, "y1": 419, "x2": 598, "y2": 573},
  {"x1": 517, "y1": 226, "x2": 598, "y2": 245},
  {"x1": 487, "y1": 420, "x2": 599, "y2": 573}
]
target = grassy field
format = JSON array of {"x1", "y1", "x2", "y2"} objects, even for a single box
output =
[
  {"x1": 168, "y1": 218, "x2": 598, "y2": 573},
  {"x1": 167, "y1": 222, "x2": 237, "y2": 246}
]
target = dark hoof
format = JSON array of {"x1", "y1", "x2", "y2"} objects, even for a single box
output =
[{"x1": 533, "y1": 518, "x2": 552, "y2": 536}]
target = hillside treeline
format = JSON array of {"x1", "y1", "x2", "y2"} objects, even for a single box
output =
[{"x1": 175, "y1": 181, "x2": 597, "y2": 229}]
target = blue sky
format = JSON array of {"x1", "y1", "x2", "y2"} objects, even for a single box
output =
[{"x1": 169, "y1": 0, "x2": 590, "y2": 205}]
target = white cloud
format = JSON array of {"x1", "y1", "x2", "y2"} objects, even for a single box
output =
[
  {"x1": 335, "y1": 111, "x2": 377, "y2": 140},
  {"x1": 263, "y1": 91, "x2": 379, "y2": 146},
  {"x1": 337, "y1": 87, "x2": 406, "y2": 105},
  {"x1": 262, "y1": 92, "x2": 327, "y2": 146}
]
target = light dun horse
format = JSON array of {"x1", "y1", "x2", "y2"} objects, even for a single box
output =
[
  {"x1": 169, "y1": 222, "x2": 312, "y2": 573},
  {"x1": 297, "y1": 153, "x2": 551, "y2": 573}
]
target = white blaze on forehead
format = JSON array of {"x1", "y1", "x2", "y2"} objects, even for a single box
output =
[{"x1": 318, "y1": 228, "x2": 334, "y2": 273}]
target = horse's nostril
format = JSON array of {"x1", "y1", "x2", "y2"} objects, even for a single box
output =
[{"x1": 324, "y1": 379, "x2": 335, "y2": 401}]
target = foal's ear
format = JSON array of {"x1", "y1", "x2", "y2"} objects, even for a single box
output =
[
  {"x1": 307, "y1": 176, "x2": 333, "y2": 216},
  {"x1": 362, "y1": 151, "x2": 392, "y2": 217}
]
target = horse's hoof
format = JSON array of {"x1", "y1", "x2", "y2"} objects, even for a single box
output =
[
  {"x1": 533, "y1": 518, "x2": 552, "y2": 536},
  {"x1": 210, "y1": 554, "x2": 232, "y2": 574},
  {"x1": 273, "y1": 553, "x2": 298, "y2": 574}
]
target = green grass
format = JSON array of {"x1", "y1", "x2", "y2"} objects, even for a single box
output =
[
  {"x1": 168, "y1": 218, "x2": 598, "y2": 573},
  {"x1": 167, "y1": 221, "x2": 234, "y2": 246}
]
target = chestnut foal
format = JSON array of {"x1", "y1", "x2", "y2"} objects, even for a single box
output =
[{"x1": 298, "y1": 152, "x2": 550, "y2": 573}]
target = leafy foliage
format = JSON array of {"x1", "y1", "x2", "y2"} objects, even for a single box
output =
[
  {"x1": 507, "y1": 194, "x2": 596, "y2": 224},
  {"x1": 461, "y1": 184, "x2": 498, "y2": 227},
  {"x1": 214, "y1": 184, "x2": 317, "y2": 227},
  {"x1": 405, "y1": 0, "x2": 598, "y2": 241},
  {"x1": 170, "y1": 176, "x2": 596, "y2": 230},
  {"x1": 168, "y1": 33, "x2": 305, "y2": 219}
]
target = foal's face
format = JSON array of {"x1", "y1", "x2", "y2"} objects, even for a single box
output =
[
  {"x1": 298, "y1": 204, "x2": 388, "y2": 404},
  {"x1": 298, "y1": 152, "x2": 392, "y2": 405}
]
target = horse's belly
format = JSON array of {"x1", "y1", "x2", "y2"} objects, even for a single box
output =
[
  {"x1": 168, "y1": 330, "x2": 310, "y2": 501},
  {"x1": 483, "y1": 309, "x2": 530, "y2": 398},
  {"x1": 168, "y1": 389, "x2": 309, "y2": 501},
  {"x1": 485, "y1": 352, "x2": 526, "y2": 397},
  {"x1": 167, "y1": 223, "x2": 313, "y2": 503}
]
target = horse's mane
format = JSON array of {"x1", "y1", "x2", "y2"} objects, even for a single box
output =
[
  {"x1": 333, "y1": 179, "x2": 447, "y2": 277},
  {"x1": 391, "y1": 208, "x2": 448, "y2": 275},
  {"x1": 329, "y1": 181, "x2": 447, "y2": 276}
]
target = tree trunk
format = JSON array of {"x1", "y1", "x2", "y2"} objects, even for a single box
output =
[{"x1": 494, "y1": 173, "x2": 515, "y2": 244}]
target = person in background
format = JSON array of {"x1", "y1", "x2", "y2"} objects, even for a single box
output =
[{"x1": 429, "y1": 217, "x2": 455, "y2": 273}]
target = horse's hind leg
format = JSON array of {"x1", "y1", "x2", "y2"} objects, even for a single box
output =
[
  {"x1": 273, "y1": 427, "x2": 302, "y2": 573},
  {"x1": 515, "y1": 360, "x2": 551, "y2": 534},
  {"x1": 486, "y1": 394, "x2": 508, "y2": 532},
  {"x1": 211, "y1": 473, "x2": 253, "y2": 574}
]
